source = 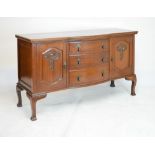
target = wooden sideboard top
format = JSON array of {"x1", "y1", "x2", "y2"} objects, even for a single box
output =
[{"x1": 15, "y1": 28, "x2": 138, "y2": 42}]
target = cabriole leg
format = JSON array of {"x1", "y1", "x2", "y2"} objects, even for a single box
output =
[
  {"x1": 125, "y1": 74, "x2": 137, "y2": 96},
  {"x1": 26, "y1": 92, "x2": 47, "y2": 121},
  {"x1": 16, "y1": 83, "x2": 24, "y2": 107},
  {"x1": 30, "y1": 98, "x2": 37, "y2": 121}
]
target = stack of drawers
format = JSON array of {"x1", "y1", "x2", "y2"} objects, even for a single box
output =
[{"x1": 68, "y1": 39, "x2": 110, "y2": 86}]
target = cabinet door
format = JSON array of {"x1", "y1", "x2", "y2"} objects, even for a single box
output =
[
  {"x1": 110, "y1": 36, "x2": 134, "y2": 79},
  {"x1": 35, "y1": 42, "x2": 67, "y2": 92}
]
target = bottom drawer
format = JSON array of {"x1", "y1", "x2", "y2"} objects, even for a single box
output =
[{"x1": 69, "y1": 65, "x2": 109, "y2": 87}]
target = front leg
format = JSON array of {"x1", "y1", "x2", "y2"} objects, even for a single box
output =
[
  {"x1": 26, "y1": 92, "x2": 47, "y2": 121},
  {"x1": 125, "y1": 74, "x2": 137, "y2": 96},
  {"x1": 110, "y1": 80, "x2": 115, "y2": 87},
  {"x1": 16, "y1": 83, "x2": 24, "y2": 107}
]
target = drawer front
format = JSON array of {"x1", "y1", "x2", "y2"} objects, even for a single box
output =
[
  {"x1": 69, "y1": 65, "x2": 109, "y2": 87},
  {"x1": 69, "y1": 51, "x2": 109, "y2": 69},
  {"x1": 69, "y1": 39, "x2": 109, "y2": 54}
]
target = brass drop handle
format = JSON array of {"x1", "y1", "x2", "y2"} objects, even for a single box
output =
[
  {"x1": 101, "y1": 57, "x2": 104, "y2": 62},
  {"x1": 77, "y1": 76, "x2": 80, "y2": 81},
  {"x1": 77, "y1": 58, "x2": 80, "y2": 65},
  {"x1": 102, "y1": 45, "x2": 104, "y2": 49},
  {"x1": 101, "y1": 71, "x2": 104, "y2": 77},
  {"x1": 63, "y1": 62, "x2": 67, "y2": 69},
  {"x1": 76, "y1": 43, "x2": 80, "y2": 52}
]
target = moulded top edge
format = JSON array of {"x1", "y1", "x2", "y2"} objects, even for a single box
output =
[{"x1": 15, "y1": 28, "x2": 138, "y2": 42}]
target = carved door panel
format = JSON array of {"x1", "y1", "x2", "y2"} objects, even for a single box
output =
[
  {"x1": 36, "y1": 42, "x2": 67, "y2": 92},
  {"x1": 110, "y1": 36, "x2": 134, "y2": 79}
]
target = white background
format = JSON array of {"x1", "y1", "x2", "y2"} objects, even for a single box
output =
[{"x1": 1, "y1": 0, "x2": 155, "y2": 154}]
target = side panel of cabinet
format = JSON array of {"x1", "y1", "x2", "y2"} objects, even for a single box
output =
[
  {"x1": 110, "y1": 35, "x2": 134, "y2": 79},
  {"x1": 17, "y1": 39, "x2": 32, "y2": 89},
  {"x1": 34, "y1": 41, "x2": 67, "y2": 93}
]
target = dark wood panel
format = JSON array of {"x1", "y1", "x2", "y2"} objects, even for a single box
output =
[
  {"x1": 18, "y1": 39, "x2": 32, "y2": 88},
  {"x1": 35, "y1": 41, "x2": 67, "y2": 93},
  {"x1": 110, "y1": 35, "x2": 134, "y2": 79}
]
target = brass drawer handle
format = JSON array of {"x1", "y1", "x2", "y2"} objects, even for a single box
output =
[
  {"x1": 77, "y1": 76, "x2": 80, "y2": 81},
  {"x1": 101, "y1": 71, "x2": 104, "y2": 77},
  {"x1": 77, "y1": 58, "x2": 80, "y2": 65},
  {"x1": 101, "y1": 57, "x2": 104, "y2": 62},
  {"x1": 63, "y1": 62, "x2": 67, "y2": 69},
  {"x1": 76, "y1": 43, "x2": 80, "y2": 52},
  {"x1": 102, "y1": 45, "x2": 105, "y2": 49}
]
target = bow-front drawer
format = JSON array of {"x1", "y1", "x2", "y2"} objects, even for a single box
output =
[
  {"x1": 69, "y1": 52, "x2": 109, "y2": 69},
  {"x1": 69, "y1": 39, "x2": 109, "y2": 54},
  {"x1": 69, "y1": 65, "x2": 109, "y2": 87}
]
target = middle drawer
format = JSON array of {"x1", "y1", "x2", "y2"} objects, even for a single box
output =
[{"x1": 69, "y1": 52, "x2": 109, "y2": 69}]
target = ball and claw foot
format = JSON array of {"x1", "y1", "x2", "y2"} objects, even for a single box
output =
[
  {"x1": 110, "y1": 80, "x2": 115, "y2": 87},
  {"x1": 30, "y1": 116, "x2": 37, "y2": 121},
  {"x1": 131, "y1": 92, "x2": 136, "y2": 96},
  {"x1": 17, "y1": 103, "x2": 22, "y2": 107}
]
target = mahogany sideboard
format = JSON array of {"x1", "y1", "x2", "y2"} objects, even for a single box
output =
[{"x1": 15, "y1": 29, "x2": 138, "y2": 121}]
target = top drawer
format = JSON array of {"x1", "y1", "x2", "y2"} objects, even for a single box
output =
[{"x1": 69, "y1": 39, "x2": 109, "y2": 54}]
